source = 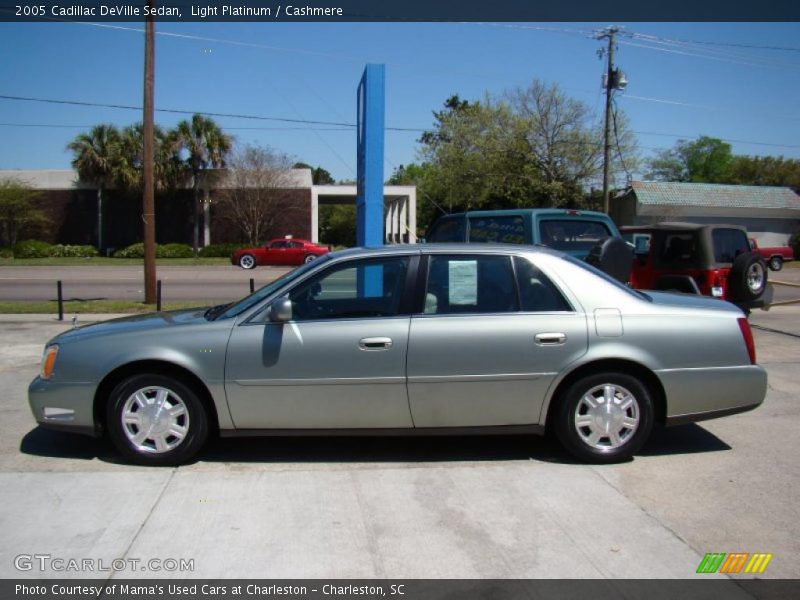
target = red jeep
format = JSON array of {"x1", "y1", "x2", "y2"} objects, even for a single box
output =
[{"x1": 622, "y1": 223, "x2": 772, "y2": 311}]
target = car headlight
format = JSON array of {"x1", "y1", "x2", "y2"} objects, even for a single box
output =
[{"x1": 40, "y1": 345, "x2": 59, "y2": 379}]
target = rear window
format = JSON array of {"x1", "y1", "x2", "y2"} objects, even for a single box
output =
[
  {"x1": 660, "y1": 233, "x2": 698, "y2": 265},
  {"x1": 539, "y1": 220, "x2": 611, "y2": 253},
  {"x1": 468, "y1": 216, "x2": 526, "y2": 244},
  {"x1": 712, "y1": 229, "x2": 750, "y2": 263},
  {"x1": 427, "y1": 217, "x2": 466, "y2": 243}
]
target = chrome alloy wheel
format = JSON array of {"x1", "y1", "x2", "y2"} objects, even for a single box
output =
[
  {"x1": 747, "y1": 262, "x2": 765, "y2": 293},
  {"x1": 121, "y1": 386, "x2": 190, "y2": 454},
  {"x1": 239, "y1": 254, "x2": 255, "y2": 269},
  {"x1": 574, "y1": 384, "x2": 640, "y2": 451}
]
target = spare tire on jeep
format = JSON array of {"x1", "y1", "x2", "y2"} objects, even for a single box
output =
[
  {"x1": 728, "y1": 252, "x2": 768, "y2": 303},
  {"x1": 585, "y1": 237, "x2": 634, "y2": 284}
]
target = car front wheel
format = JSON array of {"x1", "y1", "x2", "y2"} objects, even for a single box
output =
[
  {"x1": 106, "y1": 374, "x2": 209, "y2": 466},
  {"x1": 554, "y1": 372, "x2": 654, "y2": 463},
  {"x1": 238, "y1": 254, "x2": 256, "y2": 269},
  {"x1": 303, "y1": 254, "x2": 317, "y2": 264},
  {"x1": 769, "y1": 256, "x2": 783, "y2": 271}
]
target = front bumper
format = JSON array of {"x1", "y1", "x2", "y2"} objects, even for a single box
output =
[
  {"x1": 658, "y1": 364, "x2": 767, "y2": 425},
  {"x1": 28, "y1": 377, "x2": 100, "y2": 437}
]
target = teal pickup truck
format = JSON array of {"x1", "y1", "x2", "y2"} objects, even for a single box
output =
[
  {"x1": 425, "y1": 208, "x2": 633, "y2": 283},
  {"x1": 425, "y1": 208, "x2": 622, "y2": 259}
]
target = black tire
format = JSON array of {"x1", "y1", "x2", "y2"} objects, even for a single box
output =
[
  {"x1": 106, "y1": 374, "x2": 209, "y2": 466},
  {"x1": 303, "y1": 254, "x2": 317, "y2": 264},
  {"x1": 728, "y1": 252, "x2": 768, "y2": 303},
  {"x1": 238, "y1": 254, "x2": 257, "y2": 269},
  {"x1": 553, "y1": 372, "x2": 654, "y2": 464},
  {"x1": 769, "y1": 256, "x2": 783, "y2": 272}
]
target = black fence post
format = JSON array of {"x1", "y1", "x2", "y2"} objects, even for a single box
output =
[
  {"x1": 56, "y1": 280, "x2": 63, "y2": 321},
  {"x1": 250, "y1": 278, "x2": 255, "y2": 294},
  {"x1": 156, "y1": 279, "x2": 162, "y2": 312}
]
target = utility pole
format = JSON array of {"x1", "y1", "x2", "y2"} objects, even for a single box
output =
[
  {"x1": 599, "y1": 26, "x2": 618, "y2": 215},
  {"x1": 142, "y1": 0, "x2": 157, "y2": 304}
]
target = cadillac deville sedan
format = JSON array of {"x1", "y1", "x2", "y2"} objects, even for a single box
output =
[{"x1": 29, "y1": 245, "x2": 767, "y2": 465}]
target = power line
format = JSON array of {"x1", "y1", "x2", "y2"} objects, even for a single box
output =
[{"x1": 0, "y1": 93, "x2": 425, "y2": 131}]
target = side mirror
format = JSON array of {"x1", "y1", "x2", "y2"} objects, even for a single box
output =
[{"x1": 268, "y1": 297, "x2": 293, "y2": 323}]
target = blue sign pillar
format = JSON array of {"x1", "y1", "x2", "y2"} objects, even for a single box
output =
[{"x1": 356, "y1": 64, "x2": 385, "y2": 297}]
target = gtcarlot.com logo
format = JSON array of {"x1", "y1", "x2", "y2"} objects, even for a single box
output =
[
  {"x1": 696, "y1": 552, "x2": 773, "y2": 574},
  {"x1": 14, "y1": 554, "x2": 194, "y2": 573}
]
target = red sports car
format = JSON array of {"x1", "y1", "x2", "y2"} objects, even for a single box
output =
[{"x1": 232, "y1": 238, "x2": 330, "y2": 269}]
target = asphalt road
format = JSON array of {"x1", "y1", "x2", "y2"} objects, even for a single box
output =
[
  {"x1": 2, "y1": 264, "x2": 800, "y2": 304},
  {"x1": 0, "y1": 308, "x2": 798, "y2": 579},
  {"x1": 0, "y1": 265, "x2": 293, "y2": 302}
]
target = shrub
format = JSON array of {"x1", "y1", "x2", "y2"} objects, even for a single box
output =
[
  {"x1": 113, "y1": 242, "x2": 194, "y2": 259},
  {"x1": 158, "y1": 243, "x2": 194, "y2": 258},
  {"x1": 13, "y1": 239, "x2": 52, "y2": 258},
  {"x1": 198, "y1": 243, "x2": 249, "y2": 257},
  {"x1": 113, "y1": 243, "x2": 146, "y2": 258},
  {"x1": 49, "y1": 244, "x2": 98, "y2": 258},
  {"x1": 0, "y1": 247, "x2": 13, "y2": 258}
]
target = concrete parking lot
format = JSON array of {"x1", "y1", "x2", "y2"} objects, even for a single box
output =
[{"x1": 0, "y1": 307, "x2": 798, "y2": 580}]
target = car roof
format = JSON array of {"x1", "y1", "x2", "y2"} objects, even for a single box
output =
[
  {"x1": 621, "y1": 222, "x2": 747, "y2": 233},
  {"x1": 438, "y1": 208, "x2": 609, "y2": 219},
  {"x1": 326, "y1": 243, "x2": 562, "y2": 261}
]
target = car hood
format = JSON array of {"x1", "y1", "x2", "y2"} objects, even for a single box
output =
[
  {"x1": 51, "y1": 308, "x2": 214, "y2": 344},
  {"x1": 643, "y1": 291, "x2": 743, "y2": 313}
]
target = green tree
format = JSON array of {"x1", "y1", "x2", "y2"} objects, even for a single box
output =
[
  {"x1": 67, "y1": 124, "x2": 121, "y2": 250},
  {"x1": 415, "y1": 82, "x2": 637, "y2": 230},
  {"x1": 0, "y1": 178, "x2": 47, "y2": 246},
  {"x1": 293, "y1": 162, "x2": 335, "y2": 185},
  {"x1": 115, "y1": 123, "x2": 185, "y2": 192},
  {"x1": 728, "y1": 155, "x2": 800, "y2": 187},
  {"x1": 645, "y1": 136, "x2": 733, "y2": 183},
  {"x1": 174, "y1": 115, "x2": 233, "y2": 250}
]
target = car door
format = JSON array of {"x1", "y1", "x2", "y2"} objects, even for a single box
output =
[
  {"x1": 407, "y1": 253, "x2": 588, "y2": 428},
  {"x1": 284, "y1": 241, "x2": 305, "y2": 265},
  {"x1": 224, "y1": 254, "x2": 416, "y2": 429},
  {"x1": 265, "y1": 241, "x2": 289, "y2": 265}
]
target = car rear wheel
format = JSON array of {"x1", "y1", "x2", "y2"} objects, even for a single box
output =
[
  {"x1": 769, "y1": 256, "x2": 783, "y2": 271},
  {"x1": 303, "y1": 254, "x2": 317, "y2": 264},
  {"x1": 106, "y1": 374, "x2": 208, "y2": 466},
  {"x1": 238, "y1": 254, "x2": 256, "y2": 269},
  {"x1": 554, "y1": 372, "x2": 654, "y2": 463}
]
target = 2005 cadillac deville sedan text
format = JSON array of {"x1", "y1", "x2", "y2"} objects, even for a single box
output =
[{"x1": 29, "y1": 245, "x2": 767, "y2": 465}]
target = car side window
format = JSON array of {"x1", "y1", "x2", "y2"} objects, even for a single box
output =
[
  {"x1": 468, "y1": 216, "x2": 526, "y2": 244},
  {"x1": 712, "y1": 229, "x2": 750, "y2": 263},
  {"x1": 513, "y1": 257, "x2": 572, "y2": 312},
  {"x1": 424, "y1": 255, "x2": 518, "y2": 315},
  {"x1": 270, "y1": 241, "x2": 288, "y2": 249},
  {"x1": 288, "y1": 256, "x2": 409, "y2": 321}
]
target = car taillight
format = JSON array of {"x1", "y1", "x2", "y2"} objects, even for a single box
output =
[{"x1": 737, "y1": 317, "x2": 756, "y2": 365}]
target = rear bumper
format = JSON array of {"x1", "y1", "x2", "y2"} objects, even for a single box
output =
[
  {"x1": 658, "y1": 364, "x2": 767, "y2": 424},
  {"x1": 28, "y1": 377, "x2": 100, "y2": 437}
]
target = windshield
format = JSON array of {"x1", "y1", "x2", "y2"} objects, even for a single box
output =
[{"x1": 213, "y1": 255, "x2": 331, "y2": 320}]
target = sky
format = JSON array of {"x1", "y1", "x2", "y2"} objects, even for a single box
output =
[{"x1": 1, "y1": 21, "x2": 799, "y2": 184}]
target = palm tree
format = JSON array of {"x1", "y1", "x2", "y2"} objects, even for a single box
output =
[
  {"x1": 116, "y1": 123, "x2": 185, "y2": 192},
  {"x1": 174, "y1": 115, "x2": 232, "y2": 250},
  {"x1": 67, "y1": 124, "x2": 121, "y2": 251}
]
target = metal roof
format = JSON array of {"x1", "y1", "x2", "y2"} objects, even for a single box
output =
[{"x1": 631, "y1": 181, "x2": 800, "y2": 210}]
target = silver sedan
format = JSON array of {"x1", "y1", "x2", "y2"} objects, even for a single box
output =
[{"x1": 29, "y1": 245, "x2": 767, "y2": 465}]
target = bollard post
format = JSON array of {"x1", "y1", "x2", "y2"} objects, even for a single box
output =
[
  {"x1": 56, "y1": 280, "x2": 64, "y2": 321},
  {"x1": 250, "y1": 278, "x2": 255, "y2": 294},
  {"x1": 156, "y1": 279, "x2": 162, "y2": 312}
]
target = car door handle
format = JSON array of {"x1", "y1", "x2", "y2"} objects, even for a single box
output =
[
  {"x1": 535, "y1": 333, "x2": 567, "y2": 346},
  {"x1": 358, "y1": 337, "x2": 393, "y2": 351}
]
